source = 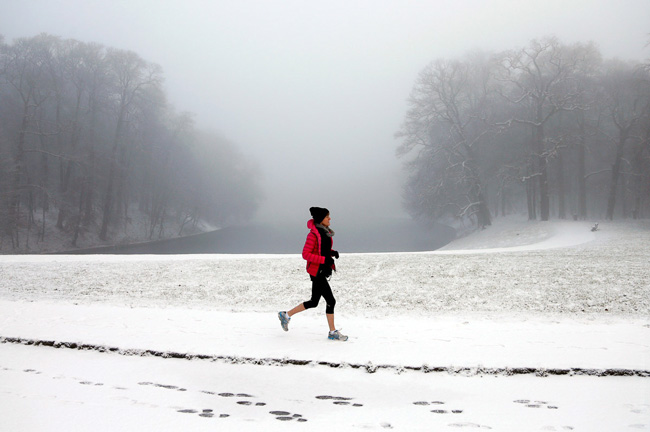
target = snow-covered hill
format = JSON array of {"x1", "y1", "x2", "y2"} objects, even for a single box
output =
[{"x1": 1, "y1": 218, "x2": 648, "y2": 315}]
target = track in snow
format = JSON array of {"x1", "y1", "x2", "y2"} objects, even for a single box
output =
[{"x1": 2, "y1": 335, "x2": 648, "y2": 378}]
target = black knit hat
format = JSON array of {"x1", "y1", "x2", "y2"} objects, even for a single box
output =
[{"x1": 310, "y1": 207, "x2": 329, "y2": 224}]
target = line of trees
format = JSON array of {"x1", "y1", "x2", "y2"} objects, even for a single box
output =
[
  {"x1": 397, "y1": 37, "x2": 650, "y2": 228},
  {"x1": 0, "y1": 34, "x2": 262, "y2": 251}
]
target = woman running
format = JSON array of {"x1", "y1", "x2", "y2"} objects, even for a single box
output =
[{"x1": 278, "y1": 207, "x2": 347, "y2": 341}]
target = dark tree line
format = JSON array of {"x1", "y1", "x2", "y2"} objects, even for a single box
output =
[
  {"x1": 0, "y1": 34, "x2": 262, "y2": 252},
  {"x1": 397, "y1": 37, "x2": 650, "y2": 228}
]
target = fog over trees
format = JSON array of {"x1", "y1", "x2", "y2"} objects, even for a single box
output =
[
  {"x1": 1, "y1": 30, "x2": 648, "y2": 254},
  {"x1": 0, "y1": 34, "x2": 262, "y2": 251},
  {"x1": 397, "y1": 36, "x2": 650, "y2": 228}
]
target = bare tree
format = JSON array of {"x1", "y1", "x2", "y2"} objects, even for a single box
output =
[
  {"x1": 496, "y1": 37, "x2": 599, "y2": 221},
  {"x1": 99, "y1": 49, "x2": 162, "y2": 240},
  {"x1": 597, "y1": 60, "x2": 650, "y2": 220},
  {"x1": 0, "y1": 34, "x2": 262, "y2": 252},
  {"x1": 2, "y1": 35, "x2": 55, "y2": 247},
  {"x1": 397, "y1": 53, "x2": 496, "y2": 228}
]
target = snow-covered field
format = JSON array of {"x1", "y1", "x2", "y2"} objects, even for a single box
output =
[{"x1": 1, "y1": 217, "x2": 649, "y2": 431}]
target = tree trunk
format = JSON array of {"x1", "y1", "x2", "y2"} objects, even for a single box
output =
[
  {"x1": 534, "y1": 123, "x2": 550, "y2": 221},
  {"x1": 606, "y1": 129, "x2": 629, "y2": 220},
  {"x1": 576, "y1": 111, "x2": 588, "y2": 220},
  {"x1": 114, "y1": 146, "x2": 126, "y2": 232},
  {"x1": 462, "y1": 144, "x2": 492, "y2": 228},
  {"x1": 631, "y1": 131, "x2": 649, "y2": 219},
  {"x1": 58, "y1": 89, "x2": 84, "y2": 231},
  {"x1": 71, "y1": 180, "x2": 85, "y2": 247},
  {"x1": 577, "y1": 135, "x2": 587, "y2": 220},
  {"x1": 557, "y1": 148, "x2": 566, "y2": 219},
  {"x1": 526, "y1": 163, "x2": 536, "y2": 220},
  {"x1": 83, "y1": 94, "x2": 99, "y2": 228},
  {"x1": 9, "y1": 100, "x2": 31, "y2": 248},
  {"x1": 475, "y1": 192, "x2": 492, "y2": 228},
  {"x1": 99, "y1": 106, "x2": 125, "y2": 241}
]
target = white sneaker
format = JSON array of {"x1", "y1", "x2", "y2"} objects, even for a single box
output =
[{"x1": 328, "y1": 329, "x2": 348, "y2": 341}]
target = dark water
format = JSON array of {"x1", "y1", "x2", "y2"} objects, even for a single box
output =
[{"x1": 62, "y1": 218, "x2": 455, "y2": 255}]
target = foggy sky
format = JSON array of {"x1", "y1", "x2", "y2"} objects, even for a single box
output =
[{"x1": 1, "y1": 0, "x2": 648, "y2": 225}]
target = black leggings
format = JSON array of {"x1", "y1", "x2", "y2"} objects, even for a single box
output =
[{"x1": 303, "y1": 275, "x2": 336, "y2": 314}]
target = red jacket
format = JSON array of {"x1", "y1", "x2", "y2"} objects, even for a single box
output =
[{"x1": 302, "y1": 219, "x2": 335, "y2": 277}]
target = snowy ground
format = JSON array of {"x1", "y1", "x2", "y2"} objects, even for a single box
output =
[{"x1": 1, "y1": 217, "x2": 649, "y2": 431}]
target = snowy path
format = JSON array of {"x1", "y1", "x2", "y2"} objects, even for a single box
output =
[
  {"x1": 435, "y1": 221, "x2": 596, "y2": 253},
  {"x1": 2, "y1": 343, "x2": 648, "y2": 432},
  {"x1": 1, "y1": 301, "x2": 649, "y2": 373}
]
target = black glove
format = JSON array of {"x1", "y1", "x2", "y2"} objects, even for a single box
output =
[
  {"x1": 324, "y1": 256, "x2": 335, "y2": 266},
  {"x1": 331, "y1": 250, "x2": 339, "y2": 259}
]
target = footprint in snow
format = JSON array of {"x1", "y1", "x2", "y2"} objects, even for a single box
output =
[
  {"x1": 448, "y1": 423, "x2": 492, "y2": 429},
  {"x1": 137, "y1": 381, "x2": 188, "y2": 392},
  {"x1": 202, "y1": 390, "x2": 267, "y2": 408},
  {"x1": 177, "y1": 408, "x2": 230, "y2": 418},
  {"x1": 269, "y1": 411, "x2": 307, "y2": 422},
  {"x1": 177, "y1": 409, "x2": 198, "y2": 414},
  {"x1": 316, "y1": 395, "x2": 363, "y2": 407},
  {"x1": 316, "y1": 395, "x2": 353, "y2": 400},
  {"x1": 514, "y1": 399, "x2": 558, "y2": 410},
  {"x1": 236, "y1": 400, "x2": 266, "y2": 406},
  {"x1": 218, "y1": 392, "x2": 253, "y2": 398},
  {"x1": 541, "y1": 427, "x2": 577, "y2": 431},
  {"x1": 413, "y1": 401, "x2": 463, "y2": 414},
  {"x1": 78, "y1": 381, "x2": 104, "y2": 386}
]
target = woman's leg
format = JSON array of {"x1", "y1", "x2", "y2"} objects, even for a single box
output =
[
  {"x1": 326, "y1": 313, "x2": 335, "y2": 332},
  {"x1": 287, "y1": 303, "x2": 305, "y2": 317},
  {"x1": 318, "y1": 278, "x2": 337, "y2": 331},
  {"x1": 290, "y1": 276, "x2": 322, "y2": 317},
  {"x1": 288, "y1": 277, "x2": 338, "y2": 332}
]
